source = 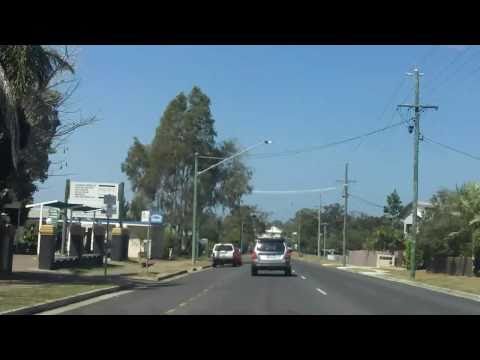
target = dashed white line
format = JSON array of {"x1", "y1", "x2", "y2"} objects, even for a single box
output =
[
  {"x1": 316, "y1": 288, "x2": 327, "y2": 295},
  {"x1": 300, "y1": 275, "x2": 306, "y2": 280}
]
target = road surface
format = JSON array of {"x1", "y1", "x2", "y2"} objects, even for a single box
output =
[{"x1": 44, "y1": 259, "x2": 480, "y2": 315}]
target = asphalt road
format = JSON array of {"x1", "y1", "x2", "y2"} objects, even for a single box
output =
[{"x1": 46, "y1": 259, "x2": 480, "y2": 315}]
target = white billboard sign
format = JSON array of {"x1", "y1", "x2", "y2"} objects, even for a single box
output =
[{"x1": 69, "y1": 181, "x2": 120, "y2": 219}]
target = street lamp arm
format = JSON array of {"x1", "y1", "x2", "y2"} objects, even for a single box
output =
[
  {"x1": 198, "y1": 140, "x2": 271, "y2": 176},
  {"x1": 191, "y1": 139, "x2": 271, "y2": 265}
]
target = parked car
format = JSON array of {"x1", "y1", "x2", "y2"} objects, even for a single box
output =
[
  {"x1": 212, "y1": 243, "x2": 242, "y2": 267},
  {"x1": 251, "y1": 238, "x2": 292, "y2": 276},
  {"x1": 233, "y1": 247, "x2": 242, "y2": 266}
]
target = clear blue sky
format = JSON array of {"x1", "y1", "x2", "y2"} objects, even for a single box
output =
[{"x1": 35, "y1": 45, "x2": 480, "y2": 221}]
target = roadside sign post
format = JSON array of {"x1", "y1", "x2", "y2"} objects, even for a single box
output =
[
  {"x1": 146, "y1": 217, "x2": 150, "y2": 273},
  {"x1": 103, "y1": 195, "x2": 116, "y2": 280}
]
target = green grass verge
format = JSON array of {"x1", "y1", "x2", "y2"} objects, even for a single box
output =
[
  {"x1": 0, "y1": 283, "x2": 112, "y2": 313},
  {"x1": 380, "y1": 268, "x2": 480, "y2": 295}
]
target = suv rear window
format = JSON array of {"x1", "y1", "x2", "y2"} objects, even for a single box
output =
[
  {"x1": 256, "y1": 240, "x2": 285, "y2": 252},
  {"x1": 214, "y1": 245, "x2": 233, "y2": 251}
]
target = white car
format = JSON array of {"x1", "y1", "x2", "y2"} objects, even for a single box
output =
[{"x1": 212, "y1": 243, "x2": 241, "y2": 267}]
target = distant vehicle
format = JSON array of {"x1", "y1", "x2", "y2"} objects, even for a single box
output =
[
  {"x1": 251, "y1": 238, "x2": 292, "y2": 276},
  {"x1": 212, "y1": 243, "x2": 241, "y2": 267}
]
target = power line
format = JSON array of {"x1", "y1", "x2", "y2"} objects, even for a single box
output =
[
  {"x1": 418, "y1": 45, "x2": 439, "y2": 70},
  {"x1": 349, "y1": 194, "x2": 384, "y2": 209},
  {"x1": 424, "y1": 46, "x2": 480, "y2": 98},
  {"x1": 247, "y1": 120, "x2": 406, "y2": 160},
  {"x1": 352, "y1": 77, "x2": 407, "y2": 153},
  {"x1": 423, "y1": 46, "x2": 472, "y2": 93},
  {"x1": 252, "y1": 187, "x2": 337, "y2": 195},
  {"x1": 47, "y1": 173, "x2": 78, "y2": 177},
  {"x1": 423, "y1": 135, "x2": 480, "y2": 161}
]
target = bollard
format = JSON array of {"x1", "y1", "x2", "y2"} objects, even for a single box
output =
[
  {"x1": 111, "y1": 228, "x2": 129, "y2": 261},
  {"x1": 0, "y1": 224, "x2": 15, "y2": 275},
  {"x1": 93, "y1": 225, "x2": 106, "y2": 255},
  {"x1": 68, "y1": 223, "x2": 84, "y2": 258},
  {"x1": 38, "y1": 225, "x2": 57, "y2": 270}
]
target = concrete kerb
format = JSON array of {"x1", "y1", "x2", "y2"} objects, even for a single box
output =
[
  {"x1": 155, "y1": 264, "x2": 211, "y2": 280},
  {"x1": 0, "y1": 284, "x2": 132, "y2": 315}
]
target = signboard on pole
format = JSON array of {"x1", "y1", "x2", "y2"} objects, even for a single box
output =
[
  {"x1": 141, "y1": 210, "x2": 150, "y2": 223},
  {"x1": 149, "y1": 213, "x2": 163, "y2": 224},
  {"x1": 69, "y1": 182, "x2": 120, "y2": 219}
]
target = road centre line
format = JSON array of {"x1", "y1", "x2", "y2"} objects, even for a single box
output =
[{"x1": 316, "y1": 288, "x2": 327, "y2": 295}]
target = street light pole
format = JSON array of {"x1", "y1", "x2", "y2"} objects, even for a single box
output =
[
  {"x1": 191, "y1": 152, "x2": 198, "y2": 265},
  {"x1": 317, "y1": 194, "x2": 322, "y2": 257},
  {"x1": 322, "y1": 223, "x2": 328, "y2": 260},
  {"x1": 191, "y1": 140, "x2": 271, "y2": 265}
]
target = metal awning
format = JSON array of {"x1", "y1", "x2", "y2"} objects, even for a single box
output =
[{"x1": 26, "y1": 200, "x2": 83, "y2": 210}]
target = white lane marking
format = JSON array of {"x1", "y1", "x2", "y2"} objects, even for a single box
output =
[
  {"x1": 316, "y1": 288, "x2": 327, "y2": 296},
  {"x1": 37, "y1": 290, "x2": 134, "y2": 315},
  {"x1": 300, "y1": 275, "x2": 306, "y2": 280}
]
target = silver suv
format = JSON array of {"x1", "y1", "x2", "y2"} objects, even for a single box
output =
[{"x1": 251, "y1": 238, "x2": 292, "y2": 276}]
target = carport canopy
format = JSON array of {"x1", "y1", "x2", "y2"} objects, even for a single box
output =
[{"x1": 26, "y1": 200, "x2": 88, "y2": 254}]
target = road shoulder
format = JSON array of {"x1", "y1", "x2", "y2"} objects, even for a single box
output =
[{"x1": 294, "y1": 255, "x2": 480, "y2": 303}]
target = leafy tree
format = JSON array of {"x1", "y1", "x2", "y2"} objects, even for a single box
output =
[
  {"x1": 384, "y1": 189, "x2": 403, "y2": 219},
  {"x1": 122, "y1": 86, "x2": 253, "y2": 253},
  {"x1": 128, "y1": 192, "x2": 150, "y2": 221},
  {"x1": 216, "y1": 140, "x2": 253, "y2": 211},
  {"x1": 221, "y1": 205, "x2": 267, "y2": 250},
  {"x1": 121, "y1": 138, "x2": 150, "y2": 193},
  {"x1": 417, "y1": 185, "x2": 480, "y2": 270}
]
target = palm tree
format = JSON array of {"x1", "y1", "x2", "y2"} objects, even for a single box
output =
[
  {"x1": 1, "y1": 46, "x2": 73, "y2": 169},
  {"x1": 0, "y1": 45, "x2": 74, "y2": 206}
]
